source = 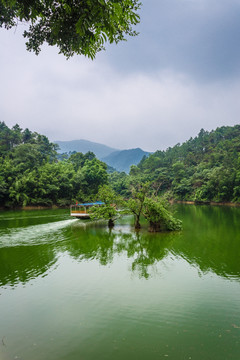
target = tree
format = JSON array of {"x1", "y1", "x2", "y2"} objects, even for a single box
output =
[
  {"x1": 0, "y1": 0, "x2": 141, "y2": 59},
  {"x1": 0, "y1": 121, "x2": 11, "y2": 155},
  {"x1": 22, "y1": 128, "x2": 32, "y2": 143},
  {"x1": 11, "y1": 124, "x2": 22, "y2": 147},
  {"x1": 143, "y1": 197, "x2": 182, "y2": 232},
  {"x1": 109, "y1": 171, "x2": 130, "y2": 197},
  {"x1": 90, "y1": 185, "x2": 121, "y2": 228},
  {"x1": 81, "y1": 158, "x2": 108, "y2": 197},
  {"x1": 126, "y1": 181, "x2": 149, "y2": 229}
]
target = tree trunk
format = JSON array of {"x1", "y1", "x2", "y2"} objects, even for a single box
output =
[
  {"x1": 134, "y1": 215, "x2": 141, "y2": 230},
  {"x1": 108, "y1": 218, "x2": 114, "y2": 228}
]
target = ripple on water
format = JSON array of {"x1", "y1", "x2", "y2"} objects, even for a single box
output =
[{"x1": 0, "y1": 219, "x2": 79, "y2": 248}]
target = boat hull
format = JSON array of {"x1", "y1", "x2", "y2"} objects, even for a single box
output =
[{"x1": 70, "y1": 213, "x2": 91, "y2": 219}]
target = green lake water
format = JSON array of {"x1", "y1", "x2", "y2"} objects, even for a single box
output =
[{"x1": 0, "y1": 205, "x2": 239, "y2": 360}]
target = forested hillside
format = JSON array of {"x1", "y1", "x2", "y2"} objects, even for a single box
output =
[
  {"x1": 1, "y1": 122, "x2": 240, "y2": 208},
  {"x1": 127, "y1": 126, "x2": 240, "y2": 203},
  {"x1": 0, "y1": 122, "x2": 108, "y2": 207}
]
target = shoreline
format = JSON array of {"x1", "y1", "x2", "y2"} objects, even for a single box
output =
[
  {"x1": 174, "y1": 200, "x2": 240, "y2": 207},
  {"x1": 1, "y1": 200, "x2": 240, "y2": 211},
  {"x1": 0, "y1": 205, "x2": 67, "y2": 211}
]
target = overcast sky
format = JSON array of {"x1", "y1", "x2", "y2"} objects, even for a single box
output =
[{"x1": 1, "y1": 0, "x2": 240, "y2": 152}]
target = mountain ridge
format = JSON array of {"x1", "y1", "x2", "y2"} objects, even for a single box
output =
[
  {"x1": 55, "y1": 139, "x2": 150, "y2": 173},
  {"x1": 55, "y1": 139, "x2": 118, "y2": 159},
  {"x1": 101, "y1": 148, "x2": 150, "y2": 173}
]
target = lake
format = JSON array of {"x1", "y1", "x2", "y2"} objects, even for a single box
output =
[{"x1": 0, "y1": 205, "x2": 240, "y2": 360}]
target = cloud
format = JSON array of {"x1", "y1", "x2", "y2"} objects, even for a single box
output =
[
  {"x1": 1, "y1": 1, "x2": 240, "y2": 153},
  {"x1": 102, "y1": 0, "x2": 240, "y2": 81},
  {"x1": 1, "y1": 37, "x2": 240, "y2": 152}
]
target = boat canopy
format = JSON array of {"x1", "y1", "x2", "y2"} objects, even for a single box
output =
[{"x1": 76, "y1": 201, "x2": 105, "y2": 207}]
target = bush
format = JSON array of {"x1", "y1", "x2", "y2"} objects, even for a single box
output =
[{"x1": 143, "y1": 197, "x2": 182, "y2": 232}]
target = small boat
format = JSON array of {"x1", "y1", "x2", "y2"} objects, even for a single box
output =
[{"x1": 70, "y1": 201, "x2": 104, "y2": 219}]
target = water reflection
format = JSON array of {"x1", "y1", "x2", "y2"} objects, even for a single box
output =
[
  {"x1": 65, "y1": 224, "x2": 178, "y2": 278},
  {"x1": 0, "y1": 205, "x2": 240, "y2": 287},
  {"x1": 0, "y1": 244, "x2": 57, "y2": 287},
  {"x1": 173, "y1": 205, "x2": 240, "y2": 280}
]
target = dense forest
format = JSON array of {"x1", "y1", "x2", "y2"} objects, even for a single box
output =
[
  {"x1": 1, "y1": 122, "x2": 240, "y2": 209},
  {"x1": 0, "y1": 122, "x2": 108, "y2": 207},
  {"x1": 110, "y1": 125, "x2": 240, "y2": 204}
]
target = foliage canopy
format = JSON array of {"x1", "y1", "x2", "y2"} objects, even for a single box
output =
[
  {"x1": 0, "y1": 121, "x2": 108, "y2": 207},
  {"x1": 89, "y1": 185, "x2": 122, "y2": 227},
  {"x1": 143, "y1": 197, "x2": 182, "y2": 232},
  {"x1": 125, "y1": 180, "x2": 149, "y2": 229},
  {"x1": 0, "y1": 0, "x2": 141, "y2": 58}
]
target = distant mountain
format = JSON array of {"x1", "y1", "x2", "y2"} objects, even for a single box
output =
[
  {"x1": 55, "y1": 139, "x2": 118, "y2": 159},
  {"x1": 102, "y1": 148, "x2": 150, "y2": 173},
  {"x1": 55, "y1": 139, "x2": 150, "y2": 173}
]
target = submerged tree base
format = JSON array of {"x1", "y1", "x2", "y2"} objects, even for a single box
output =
[
  {"x1": 108, "y1": 219, "x2": 115, "y2": 228},
  {"x1": 148, "y1": 222, "x2": 162, "y2": 232},
  {"x1": 134, "y1": 220, "x2": 141, "y2": 230}
]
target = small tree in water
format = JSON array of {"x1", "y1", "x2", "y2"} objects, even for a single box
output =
[
  {"x1": 90, "y1": 185, "x2": 121, "y2": 228},
  {"x1": 125, "y1": 181, "x2": 149, "y2": 230},
  {"x1": 143, "y1": 197, "x2": 182, "y2": 232}
]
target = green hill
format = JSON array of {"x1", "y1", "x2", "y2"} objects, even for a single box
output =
[
  {"x1": 0, "y1": 122, "x2": 109, "y2": 207},
  {"x1": 133, "y1": 125, "x2": 240, "y2": 203}
]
